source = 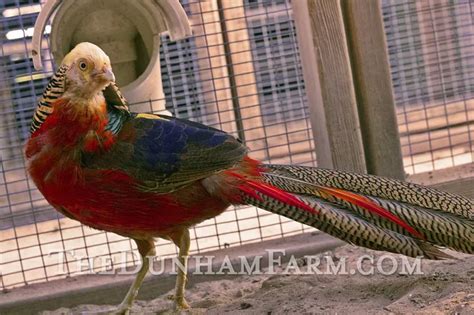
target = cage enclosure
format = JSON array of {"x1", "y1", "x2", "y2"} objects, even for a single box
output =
[{"x1": 0, "y1": 0, "x2": 473, "y2": 314}]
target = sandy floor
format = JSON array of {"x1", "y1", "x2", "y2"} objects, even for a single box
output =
[{"x1": 42, "y1": 245, "x2": 473, "y2": 315}]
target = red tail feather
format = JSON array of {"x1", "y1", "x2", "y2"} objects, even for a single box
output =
[
  {"x1": 226, "y1": 171, "x2": 319, "y2": 215},
  {"x1": 225, "y1": 169, "x2": 424, "y2": 240},
  {"x1": 316, "y1": 186, "x2": 424, "y2": 239}
]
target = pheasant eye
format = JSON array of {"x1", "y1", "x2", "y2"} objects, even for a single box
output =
[{"x1": 78, "y1": 61, "x2": 88, "y2": 71}]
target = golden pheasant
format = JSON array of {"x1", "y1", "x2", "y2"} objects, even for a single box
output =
[{"x1": 26, "y1": 42, "x2": 473, "y2": 313}]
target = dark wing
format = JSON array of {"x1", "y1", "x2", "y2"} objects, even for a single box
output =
[{"x1": 84, "y1": 112, "x2": 248, "y2": 193}]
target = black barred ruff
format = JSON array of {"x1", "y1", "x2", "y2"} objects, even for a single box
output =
[{"x1": 30, "y1": 65, "x2": 68, "y2": 134}]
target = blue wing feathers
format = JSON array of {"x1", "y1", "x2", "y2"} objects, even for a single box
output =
[
  {"x1": 88, "y1": 108, "x2": 247, "y2": 190},
  {"x1": 132, "y1": 116, "x2": 231, "y2": 177}
]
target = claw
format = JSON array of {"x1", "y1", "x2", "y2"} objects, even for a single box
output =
[
  {"x1": 174, "y1": 295, "x2": 190, "y2": 311},
  {"x1": 167, "y1": 294, "x2": 190, "y2": 311}
]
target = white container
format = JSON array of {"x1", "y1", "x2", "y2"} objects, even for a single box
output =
[{"x1": 32, "y1": 0, "x2": 192, "y2": 114}]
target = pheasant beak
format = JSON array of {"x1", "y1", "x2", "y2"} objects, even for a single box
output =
[
  {"x1": 93, "y1": 66, "x2": 115, "y2": 84},
  {"x1": 100, "y1": 67, "x2": 115, "y2": 83}
]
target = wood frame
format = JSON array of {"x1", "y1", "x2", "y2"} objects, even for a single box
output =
[
  {"x1": 408, "y1": 163, "x2": 474, "y2": 199},
  {"x1": 342, "y1": 0, "x2": 405, "y2": 179},
  {"x1": 293, "y1": 0, "x2": 405, "y2": 179},
  {"x1": 293, "y1": 0, "x2": 366, "y2": 173}
]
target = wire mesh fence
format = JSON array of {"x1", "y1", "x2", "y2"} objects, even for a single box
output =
[
  {"x1": 0, "y1": 0, "x2": 473, "y2": 291},
  {"x1": 382, "y1": 0, "x2": 474, "y2": 174},
  {"x1": 1, "y1": 0, "x2": 316, "y2": 289}
]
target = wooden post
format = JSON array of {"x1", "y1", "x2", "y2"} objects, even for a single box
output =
[
  {"x1": 219, "y1": 0, "x2": 267, "y2": 161},
  {"x1": 342, "y1": 0, "x2": 405, "y2": 180},
  {"x1": 293, "y1": 0, "x2": 366, "y2": 173}
]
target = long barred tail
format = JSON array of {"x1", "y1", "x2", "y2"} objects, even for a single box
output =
[{"x1": 235, "y1": 164, "x2": 473, "y2": 259}]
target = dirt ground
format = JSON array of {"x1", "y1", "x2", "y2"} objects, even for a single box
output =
[{"x1": 42, "y1": 245, "x2": 473, "y2": 315}]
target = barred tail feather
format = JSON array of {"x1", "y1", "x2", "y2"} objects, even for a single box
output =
[
  {"x1": 234, "y1": 164, "x2": 473, "y2": 259},
  {"x1": 265, "y1": 164, "x2": 473, "y2": 220},
  {"x1": 241, "y1": 188, "x2": 452, "y2": 259},
  {"x1": 261, "y1": 171, "x2": 473, "y2": 254}
]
